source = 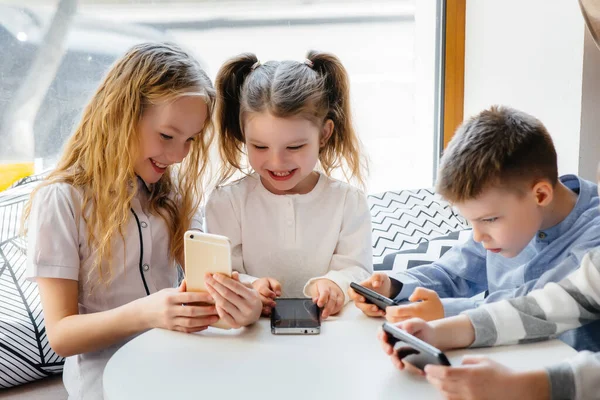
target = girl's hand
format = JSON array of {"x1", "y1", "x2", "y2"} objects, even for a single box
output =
[
  {"x1": 205, "y1": 272, "x2": 262, "y2": 328},
  {"x1": 252, "y1": 277, "x2": 281, "y2": 316},
  {"x1": 308, "y1": 279, "x2": 345, "y2": 319},
  {"x1": 139, "y1": 280, "x2": 220, "y2": 333},
  {"x1": 377, "y1": 318, "x2": 438, "y2": 372}
]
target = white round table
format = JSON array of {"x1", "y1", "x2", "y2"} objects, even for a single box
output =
[{"x1": 103, "y1": 305, "x2": 577, "y2": 400}]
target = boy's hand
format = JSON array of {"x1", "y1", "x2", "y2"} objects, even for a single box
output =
[
  {"x1": 424, "y1": 357, "x2": 551, "y2": 400},
  {"x1": 348, "y1": 273, "x2": 391, "y2": 317},
  {"x1": 385, "y1": 288, "x2": 444, "y2": 323},
  {"x1": 377, "y1": 318, "x2": 439, "y2": 372},
  {"x1": 251, "y1": 277, "x2": 281, "y2": 316},
  {"x1": 308, "y1": 279, "x2": 344, "y2": 319}
]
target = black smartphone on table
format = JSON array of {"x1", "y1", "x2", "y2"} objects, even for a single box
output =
[
  {"x1": 350, "y1": 282, "x2": 405, "y2": 310},
  {"x1": 382, "y1": 322, "x2": 451, "y2": 370},
  {"x1": 271, "y1": 298, "x2": 321, "y2": 335}
]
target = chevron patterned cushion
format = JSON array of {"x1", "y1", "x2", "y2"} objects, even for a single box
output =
[
  {"x1": 375, "y1": 229, "x2": 472, "y2": 272},
  {"x1": 369, "y1": 188, "x2": 470, "y2": 265},
  {"x1": 0, "y1": 173, "x2": 64, "y2": 389}
]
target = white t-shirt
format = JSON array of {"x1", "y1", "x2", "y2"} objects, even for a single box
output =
[
  {"x1": 205, "y1": 173, "x2": 372, "y2": 302},
  {"x1": 26, "y1": 181, "x2": 180, "y2": 400}
]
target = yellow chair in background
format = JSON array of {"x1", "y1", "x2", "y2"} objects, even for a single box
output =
[{"x1": 0, "y1": 163, "x2": 35, "y2": 192}]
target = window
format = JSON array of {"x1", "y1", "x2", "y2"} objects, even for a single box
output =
[{"x1": 0, "y1": 0, "x2": 448, "y2": 193}]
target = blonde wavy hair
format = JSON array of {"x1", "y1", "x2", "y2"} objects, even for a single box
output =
[
  {"x1": 215, "y1": 51, "x2": 367, "y2": 188},
  {"x1": 23, "y1": 42, "x2": 215, "y2": 286}
]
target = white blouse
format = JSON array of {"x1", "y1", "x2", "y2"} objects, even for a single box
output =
[
  {"x1": 27, "y1": 181, "x2": 180, "y2": 400},
  {"x1": 205, "y1": 173, "x2": 372, "y2": 302}
]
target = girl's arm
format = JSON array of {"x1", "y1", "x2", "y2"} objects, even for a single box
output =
[
  {"x1": 38, "y1": 277, "x2": 218, "y2": 358},
  {"x1": 304, "y1": 188, "x2": 373, "y2": 303}
]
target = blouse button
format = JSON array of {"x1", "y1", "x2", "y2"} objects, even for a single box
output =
[
  {"x1": 141, "y1": 221, "x2": 148, "y2": 228},
  {"x1": 143, "y1": 264, "x2": 150, "y2": 272}
]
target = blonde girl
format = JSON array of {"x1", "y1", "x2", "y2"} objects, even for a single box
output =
[
  {"x1": 24, "y1": 43, "x2": 262, "y2": 399},
  {"x1": 206, "y1": 51, "x2": 372, "y2": 320}
]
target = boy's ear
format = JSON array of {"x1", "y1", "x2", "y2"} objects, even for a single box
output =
[
  {"x1": 320, "y1": 119, "x2": 334, "y2": 148},
  {"x1": 532, "y1": 180, "x2": 553, "y2": 206}
]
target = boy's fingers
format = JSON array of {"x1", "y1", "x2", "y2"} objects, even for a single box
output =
[
  {"x1": 357, "y1": 301, "x2": 385, "y2": 317},
  {"x1": 460, "y1": 355, "x2": 488, "y2": 366},
  {"x1": 409, "y1": 287, "x2": 437, "y2": 302},
  {"x1": 386, "y1": 303, "x2": 419, "y2": 318}
]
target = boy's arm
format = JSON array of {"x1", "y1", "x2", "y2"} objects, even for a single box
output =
[
  {"x1": 440, "y1": 273, "x2": 547, "y2": 316},
  {"x1": 391, "y1": 232, "x2": 488, "y2": 302},
  {"x1": 464, "y1": 248, "x2": 600, "y2": 348},
  {"x1": 304, "y1": 189, "x2": 373, "y2": 303},
  {"x1": 205, "y1": 189, "x2": 256, "y2": 285}
]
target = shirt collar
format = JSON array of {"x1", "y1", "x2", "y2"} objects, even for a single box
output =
[{"x1": 536, "y1": 174, "x2": 594, "y2": 244}]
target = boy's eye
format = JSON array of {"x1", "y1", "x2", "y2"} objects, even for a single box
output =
[
  {"x1": 253, "y1": 145, "x2": 267, "y2": 150},
  {"x1": 160, "y1": 133, "x2": 173, "y2": 140},
  {"x1": 482, "y1": 217, "x2": 498, "y2": 223},
  {"x1": 287, "y1": 145, "x2": 305, "y2": 150},
  {"x1": 186, "y1": 137, "x2": 195, "y2": 142}
]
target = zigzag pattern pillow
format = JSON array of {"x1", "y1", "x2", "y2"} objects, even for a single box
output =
[
  {"x1": 0, "y1": 173, "x2": 64, "y2": 389},
  {"x1": 375, "y1": 229, "x2": 472, "y2": 272},
  {"x1": 369, "y1": 188, "x2": 470, "y2": 264}
]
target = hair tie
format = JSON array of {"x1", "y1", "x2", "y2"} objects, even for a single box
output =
[
  {"x1": 251, "y1": 60, "x2": 261, "y2": 71},
  {"x1": 304, "y1": 59, "x2": 314, "y2": 68}
]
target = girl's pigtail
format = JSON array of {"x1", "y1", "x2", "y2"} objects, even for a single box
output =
[
  {"x1": 307, "y1": 50, "x2": 367, "y2": 188},
  {"x1": 215, "y1": 53, "x2": 258, "y2": 185}
]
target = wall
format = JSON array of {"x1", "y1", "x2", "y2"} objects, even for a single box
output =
[{"x1": 464, "y1": 0, "x2": 600, "y2": 180}]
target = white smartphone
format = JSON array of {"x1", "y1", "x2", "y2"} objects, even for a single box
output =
[{"x1": 183, "y1": 230, "x2": 232, "y2": 329}]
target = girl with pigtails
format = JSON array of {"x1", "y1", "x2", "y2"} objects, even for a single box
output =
[{"x1": 205, "y1": 51, "x2": 373, "y2": 320}]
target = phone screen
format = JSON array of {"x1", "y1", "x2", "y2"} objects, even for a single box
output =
[{"x1": 271, "y1": 299, "x2": 320, "y2": 328}]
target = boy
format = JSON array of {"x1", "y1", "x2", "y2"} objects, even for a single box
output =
[
  {"x1": 350, "y1": 106, "x2": 600, "y2": 351},
  {"x1": 377, "y1": 246, "x2": 600, "y2": 400}
]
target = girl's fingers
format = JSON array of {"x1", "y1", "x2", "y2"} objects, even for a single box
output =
[
  {"x1": 172, "y1": 291, "x2": 214, "y2": 305},
  {"x1": 215, "y1": 306, "x2": 239, "y2": 328},
  {"x1": 322, "y1": 292, "x2": 337, "y2": 319},
  {"x1": 176, "y1": 304, "x2": 218, "y2": 318},
  {"x1": 317, "y1": 287, "x2": 330, "y2": 308},
  {"x1": 267, "y1": 278, "x2": 282, "y2": 296},
  {"x1": 258, "y1": 293, "x2": 276, "y2": 307},
  {"x1": 207, "y1": 282, "x2": 246, "y2": 319},
  {"x1": 173, "y1": 315, "x2": 219, "y2": 330},
  {"x1": 258, "y1": 286, "x2": 276, "y2": 299},
  {"x1": 262, "y1": 306, "x2": 272, "y2": 316},
  {"x1": 211, "y1": 273, "x2": 254, "y2": 300}
]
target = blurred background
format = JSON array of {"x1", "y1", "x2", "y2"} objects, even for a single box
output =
[{"x1": 0, "y1": 0, "x2": 443, "y2": 193}]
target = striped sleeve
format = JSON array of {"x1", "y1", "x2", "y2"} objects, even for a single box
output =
[
  {"x1": 463, "y1": 248, "x2": 600, "y2": 347},
  {"x1": 462, "y1": 248, "x2": 600, "y2": 400}
]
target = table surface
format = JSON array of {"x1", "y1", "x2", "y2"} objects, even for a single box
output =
[{"x1": 104, "y1": 305, "x2": 577, "y2": 400}]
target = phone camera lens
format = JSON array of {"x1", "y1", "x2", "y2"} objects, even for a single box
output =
[{"x1": 190, "y1": 234, "x2": 194, "y2": 239}]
